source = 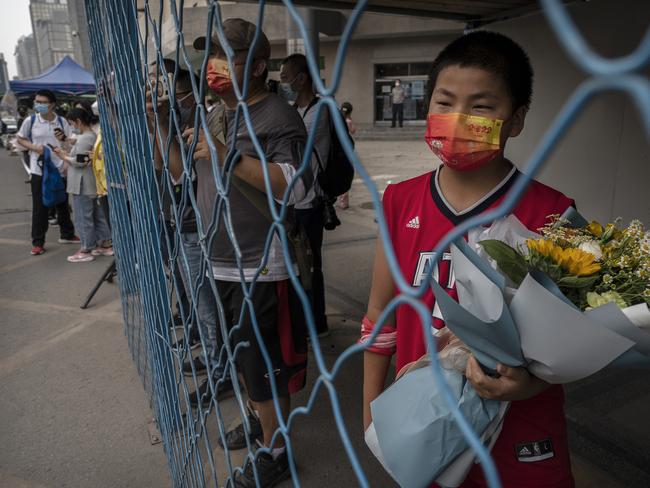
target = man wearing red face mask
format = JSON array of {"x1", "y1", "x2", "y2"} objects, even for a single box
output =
[
  {"x1": 174, "y1": 18, "x2": 312, "y2": 488},
  {"x1": 362, "y1": 32, "x2": 575, "y2": 488}
]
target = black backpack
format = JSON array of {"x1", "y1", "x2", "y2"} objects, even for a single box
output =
[{"x1": 303, "y1": 98, "x2": 354, "y2": 198}]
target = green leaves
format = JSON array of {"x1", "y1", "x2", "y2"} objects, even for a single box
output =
[
  {"x1": 556, "y1": 275, "x2": 599, "y2": 288},
  {"x1": 479, "y1": 239, "x2": 528, "y2": 286}
]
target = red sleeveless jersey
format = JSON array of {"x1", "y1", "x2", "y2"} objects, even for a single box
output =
[{"x1": 382, "y1": 168, "x2": 575, "y2": 488}]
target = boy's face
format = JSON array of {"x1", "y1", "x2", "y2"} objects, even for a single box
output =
[{"x1": 429, "y1": 65, "x2": 526, "y2": 144}]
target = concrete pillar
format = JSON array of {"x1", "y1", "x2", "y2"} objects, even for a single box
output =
[{"x1": 286, "y1": 7, "x2": 320, "y2": 70}]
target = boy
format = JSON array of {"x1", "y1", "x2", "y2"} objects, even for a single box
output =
[
  {"x1": 17, "y1": 89, "x2": 79, "y2": 255},
  {"x1": 362, "y1": 31, "x2": 575, "y2": 488}
]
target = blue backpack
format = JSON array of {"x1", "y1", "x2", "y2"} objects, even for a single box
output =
[{"x1": 40, "y1": 146, "x2": 67, "y2": 207}]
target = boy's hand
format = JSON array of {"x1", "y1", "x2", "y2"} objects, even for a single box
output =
[{"x1": 465, "y1": 355, "x2": 548, "y2": 401}]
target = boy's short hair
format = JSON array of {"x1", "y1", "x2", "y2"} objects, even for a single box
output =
[
  {"x1": 428, "y1": 31, "x2": 533, "y2": 111},
  {"x1": 35, "y1": 89, "x2": 57, "y2": 103}
]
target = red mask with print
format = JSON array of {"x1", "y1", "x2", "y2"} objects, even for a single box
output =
[
  {"x1": 207, "y1": 58, "x2": 233, "y2": 94},
  {"x1": 424, "y1": 113, "x2": 504, "y2": 172}
]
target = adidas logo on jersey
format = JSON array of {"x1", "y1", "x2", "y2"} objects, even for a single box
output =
[{"x1": 406, "y1": 216, "x2": 420, "y2": 229}]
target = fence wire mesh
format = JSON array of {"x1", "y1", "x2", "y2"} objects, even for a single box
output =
[{"x1": 82, "y1": 0, "x2": 650, "y2": 486}]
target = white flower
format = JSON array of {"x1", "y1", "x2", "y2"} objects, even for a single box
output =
[{"x1": 579, "y1": 240, "x2": 603, "y2": 261}]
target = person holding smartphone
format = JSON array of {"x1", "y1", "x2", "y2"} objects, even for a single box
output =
[
  {"x1": 16, "y1": 90, "x2": 79, "y2": 255},
  {"x1": 54, "y1": 108, "x2": 112, "y2": 262}
]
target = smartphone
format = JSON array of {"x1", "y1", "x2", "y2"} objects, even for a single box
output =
[
  {"x1": 150, "y1": 72, "x2": 174, "y2": 101},
  {"x1": 46, "y1": 143, "x2": 56, "y2": 149}
]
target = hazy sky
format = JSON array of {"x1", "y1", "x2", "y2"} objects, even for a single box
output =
[{"x1": 1, "y1": 0, "x2": 34, "y2": 78}]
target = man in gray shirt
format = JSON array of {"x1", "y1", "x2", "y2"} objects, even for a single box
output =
[
  {"x1": 168, "y1": 19, "x2": 312, "y2": 487},
  {"x1": 391, "y1": 79, "x2": 406, "y2": 128}
]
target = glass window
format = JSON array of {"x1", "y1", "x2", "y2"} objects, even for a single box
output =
[{"x1": 375, "y1": 63, "x2": 408, "y2": 78}]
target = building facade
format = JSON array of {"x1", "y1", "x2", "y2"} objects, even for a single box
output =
[
  {"x1": 67, "y1": 0, "x2": 92, "y2": 70},
  {"x1": 14, "y1": 35, "x2": 40, "y2": 79},
  {"x1": 0, "y1": 54, "x2": 10, "y2": 95},
  {"x1": 140, "y1": 1, "x2": 462, "y2": 128},
  {"x1": 30, "y1": 0, "x2": 76, "y2": 72}
]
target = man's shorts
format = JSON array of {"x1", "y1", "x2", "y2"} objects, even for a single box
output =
[{"x1": 216, "y1": 279, "x2": 308, "y2": 402}]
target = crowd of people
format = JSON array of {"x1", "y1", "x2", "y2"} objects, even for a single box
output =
[
  {"x1": 16, "y1": 91, "x2": 112, "y2": 262},
  {"x1": 138, "y1": 18, "x2": 577, "y2": 488},
  {"x1": 13, "y1": 16, "x2": 580, "y2": 488}
]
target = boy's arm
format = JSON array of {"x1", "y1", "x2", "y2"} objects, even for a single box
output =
[
  {"x1": 363, "y1": 237, "x2": 396, "y2": 430},
  {"x1": 16, "y1": 118, "x2": 41, "y2": 154}
]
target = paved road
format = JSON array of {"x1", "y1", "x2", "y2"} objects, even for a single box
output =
[{"x1": 1, "y1": 141, "x2": 647, "y2": 487}]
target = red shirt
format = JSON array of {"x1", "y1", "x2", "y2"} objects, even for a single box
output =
[{"x1": 382, "y1": 168, "x2": 575, "y2": 488}]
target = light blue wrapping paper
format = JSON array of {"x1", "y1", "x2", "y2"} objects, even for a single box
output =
[{"x1": 371, "y1": 365, "x2": 501, "y2": 488}]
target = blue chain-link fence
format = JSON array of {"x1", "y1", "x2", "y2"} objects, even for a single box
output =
[{"x1": 83, "y1": 0, "x2": 650, "y2": 486}]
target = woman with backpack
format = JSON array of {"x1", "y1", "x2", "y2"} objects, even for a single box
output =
[{"x1": 53, "y1": 108, "x2": 112, "y2": 263}]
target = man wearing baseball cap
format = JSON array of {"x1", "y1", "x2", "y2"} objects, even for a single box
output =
[{"x1": 183, "y1": 18, "x2": 313, "y2": 487}]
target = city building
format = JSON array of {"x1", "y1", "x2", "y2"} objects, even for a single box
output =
[
  {"x1": 0, "y1": 53, "x2": 10, "y2": 95},
  {"x1": 30, "y1": 0, "x2": 77, "y2": 73},
  {"x1": 67, "y1": 0, "x2": 92, "y2": 70},
  {"x1": 14, "y1": 35, "x2": 40, "y2": 79}
]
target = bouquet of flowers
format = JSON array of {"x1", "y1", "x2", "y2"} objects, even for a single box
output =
[
  {"x1": 444, "y1": 207, "x2": 650, "y2": 385},
  {"x1": 479, "y1": 215, "x2": 650, "y2": 312}
]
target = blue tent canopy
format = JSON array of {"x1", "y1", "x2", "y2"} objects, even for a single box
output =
[{"x1": 10, "y1": 56, "x2": 95, "y2": 96}]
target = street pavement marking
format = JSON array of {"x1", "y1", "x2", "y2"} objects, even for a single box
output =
[
  {"x1": 0, "y1": 319, "x2": 89, "y2": 378},
  {"x1": 0, "y1": 246, "x2": 67, "y2": 274},
  {"x1": 0, "y1": 221, "x2": 28, "y2": 231},
  {"x1": 0, "y1": 237, "x2": 28, "y2": 246},
  {"x1": 0, "y1": 297, "x2": 123, "y2": 322},
  {"x1": 0, "y1": 299, "x2": 123, "y2": 378},
  {"x1": 0, "y1": 473, "x2": 49, "y2": 488}
]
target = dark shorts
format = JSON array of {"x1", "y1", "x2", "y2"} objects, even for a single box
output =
[{"x1": 217, "y1": 279, "x2": 308, "y2": 402}]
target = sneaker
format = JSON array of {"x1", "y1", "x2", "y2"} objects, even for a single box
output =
[
  {"x1": 188, "y1": 376, "x2": 233, "y2": 408},
  {"x1": 59, "y1": 236, "x2": 81, "y2": 244},
  {"x1": 218, "y1": 404, "x2": 263, "y2": 450},
  {"x1": 182, "y1": 355, "x2": 207, "y2": 376},
  {"x1": 67, "y1": 250, "x2": 95, "y2": 263},
  {"x1": 30, "y1": 245, "x2": 45, "y2": 255},
  {"x1": 91, "y1": 246, "x2": 114, "y2": 256},
  {"x1": 231, "y1": 450, "x2": 290, "y2": 488},
  {"x1": 48, "y1": 218, "x2": 58, "y2": 226}
]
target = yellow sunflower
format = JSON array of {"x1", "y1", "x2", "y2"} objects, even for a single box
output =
[{"x1": 526, "y1": 238, "x2": 601, "y2": 276}]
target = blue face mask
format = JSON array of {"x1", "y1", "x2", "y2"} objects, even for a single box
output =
[{"x1": 34, "y1": 102, "x2": 50, "y2": 114}]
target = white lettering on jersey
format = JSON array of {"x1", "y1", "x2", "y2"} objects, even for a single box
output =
[{"x1": 412, "y1": 251, "x2": 454, "y2": 321}]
